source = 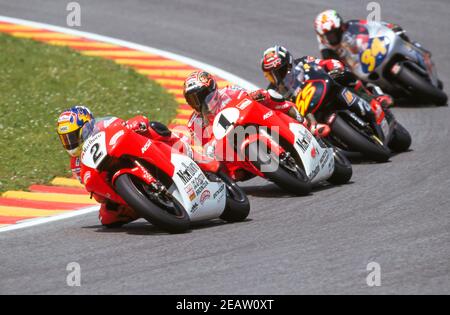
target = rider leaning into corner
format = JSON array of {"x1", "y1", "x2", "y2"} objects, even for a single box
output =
[
  {"x1": 313, "y1": 9, "x2": 442, "y2": 93},
  {"x1": 56, "y1": 106, "x2": 193, "y2": 228},
  {"x1": 314, "y1": 9, "x2": 417, "y2": 62},
  {"x1": 260, "y1": 44, "x2": 394, "y2": 116},
  {"x1": 183, "y1": 70, "x2": 331, "y2": 147}
]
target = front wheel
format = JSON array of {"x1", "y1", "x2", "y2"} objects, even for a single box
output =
[
  {"x1": 115, "y1": 174, "x2": 190, "y2": 233},
  {"x1": 328, "y1": 149, "x2": 353, "y2": 185},
  {"x1": 396, "y1": 66, "x2": 448, "y2": 106},
  {"x1": 218, "y1": 172, "x2": 250, "y2": 222},
  {"x1": 245, "y1": 140, "x2": 311, "y2": 196},
  {"x1": 389, "y1": 122, "x2": 412, "y2": 153},
  {"x1": 331, "y1": 115, "x2": 391, "y2": 162}
]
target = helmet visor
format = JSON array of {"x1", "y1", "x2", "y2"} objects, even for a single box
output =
[
  {"x1": 185, "y1": 92, "x2": 203, "y2": 112},
  {"x1": 325, "y1": 28, "x2": 342, "y2": 46},
  {"x1": 185, "y1": 86, "x2": 219, "y2": 114},
  {"x1": 265, "y1": 63, "x2": 289, "y2": 86},
  {"x1": 58, "y1": 129, "x2": 81, "y2": 151}
]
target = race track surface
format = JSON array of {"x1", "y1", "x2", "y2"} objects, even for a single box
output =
[{"x1": 0, "y1": 0, "x2": 449, "y2": 294}]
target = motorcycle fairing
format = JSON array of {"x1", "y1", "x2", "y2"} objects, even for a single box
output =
[
  {"x1": 169, "y1": 153, "x2": 226, "y2": 222},
  {"x1": 289, "y1": 123, "x2": 334, "y2": 184}
]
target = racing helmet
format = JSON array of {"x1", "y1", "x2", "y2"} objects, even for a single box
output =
[
  {"x1": 314, "y1": 10, "x2": 344, "y2": 46},
  {"x1": 261, "y1": 45, "x2": 293, "y2": 86},
  {"x1": 183, "y1": 71, "x2": 221, "y2": 118},
  {"x1": 56, "y1": 105, "x2": 94, "y2": 157}
]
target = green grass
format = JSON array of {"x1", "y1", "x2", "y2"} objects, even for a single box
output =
[{"x1": 0, "y1": 33, "x2": 179, "y2": 192}]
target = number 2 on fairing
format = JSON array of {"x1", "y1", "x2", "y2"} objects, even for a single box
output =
[{"x1": 296, "y1": 82, "x2": 316, "y2": 115}]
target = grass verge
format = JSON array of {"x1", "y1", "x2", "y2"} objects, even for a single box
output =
[{"x1": 0, "y1": 33, "x2": 179, "y2": 192}]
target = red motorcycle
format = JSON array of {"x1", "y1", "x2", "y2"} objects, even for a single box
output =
[
  {"x1": 79, "y1": 117, "x2": 250, "y2": 233},
  {"x1": 204, "y1": 95, "x2": 352, "y2": 196}
]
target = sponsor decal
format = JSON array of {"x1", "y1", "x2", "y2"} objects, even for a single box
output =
[
  {"x1": 141, "y1": 139, "x2": 152, "y2": 154},
  {"x1": 192, "y1": 173, "x2": 208, "y2": 195},
  {"x1": 391, "y1": 63, "x2": 401, "y2": 75},
  {"x1": 58, "y1": 125, "x2": 69, "y2": 132},
  {"x1": 191, "y1": 202, "x2": 199, "y2": 213},
  {"x1": 342, "y1": 89, "x2": 355, "y2": 105},
  {"x1": 141, "y1": 168, "x2": 154, "y2": 184},
  {"x1": 200, "y1": 190, "x2": 211, "y2": 205},
  {"x1": 263, "y1": 111, "x2": 274, "y2": 120},
  {"x1": 296, "y1": 130, "x2": 312, "y2": 153},
  {"x1": 184, "y1": 184, "x2": 196, "y2": 201},
  {"x1": 213, "y1": 184, "x2": 225, "y2": 200},
  {"x1": 82, "y1": 132, "x2": 103, "y2": 154},
  {"x1": 58, "y1": 112, "x2": 76, "y2": 123},
  {"x1": 176, "y1": 162, "x2": 200, "y2": 185},
  {"x1": 320, "y1": 149, "x2": 331, "y2": 169},
  {"x1": 109, "y1": 130, "x2": 124, "y2": 146},
  {"x1": 237, "y1": 99, "x2": 252, "y2": 111},
  {"x1": 310, "y1": 165, "x2": 320, "y2": 179}
]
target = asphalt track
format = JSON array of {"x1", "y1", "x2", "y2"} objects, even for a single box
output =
[{"x1": 0, "y1": 0, "x2": 449, "y2": 294}]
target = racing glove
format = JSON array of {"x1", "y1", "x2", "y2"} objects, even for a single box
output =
[{"x1": 126, "y1": 115, "x2": 149, "y2": 133}]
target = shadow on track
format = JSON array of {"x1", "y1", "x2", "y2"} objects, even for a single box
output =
[
  {"x1": 82, "y1": 218, "x2": 252, "y2": 235},
  {"x1": 242, "y1": 181, "x2": 355, "y2": 198}
]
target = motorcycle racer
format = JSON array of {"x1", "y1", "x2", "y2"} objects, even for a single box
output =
[
  {"x1": 183, "y1": 70, "x2": 331, "y2": 147},
  {"x1": 314, "y1": 9, "x2": 415, "y2": 62},
  {"x1": 260, "y1": 45, "x2": 393, "y2": 115},
  {"x1": 56, "y1": 106, "x2": 192, "y2": 228}
]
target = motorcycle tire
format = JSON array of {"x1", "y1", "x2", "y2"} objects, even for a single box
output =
[
  {"x1": 245, "y1": 140, "x2": 312, "y2": 196},
  {"x1": 388, "y1": 122, "x2": 412, "y2": 153},
  {"x1": 331, "y1": 115, "x2": 391, "y2": 163},
  {"x1": 115, "y1": 174, "x2": 190, "y2": 233},
  {"x1": 217, "y1": 172, "x2": 250, "y2": 222},
  {"x1": 327, "y1": 149, "x2": 353, "y2": 185},
  {"x1": 396, "y1": 66, "x2": 448, "y2": 106}
]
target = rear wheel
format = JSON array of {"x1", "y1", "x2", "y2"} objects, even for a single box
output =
[
  {"x1": 218, "y1": 172, "x2": 250, "y2": 222},
  {"x1": 389, "y1": 122, "x2": 412, "y2": 153},
  {"x1": 396, "y1": 66, "x2": 448, "y2": 106},
  {"x1": 115, "y1": 174, "x2": 190, "y2": 233},
  {"x1": 328, "y1": 149, "x2": 352, "y2": 185},
  {"x1": 245, "y1": 140, "x2": 311, "y2": 196},
  {"x1": 331, "y1": 115, "x2": 391, "y2": 162}
]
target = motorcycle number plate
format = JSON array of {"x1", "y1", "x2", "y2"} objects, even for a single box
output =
[
  {"x1": 212, "y1": 107, "x2": 240, "y2": 140},
  {"x1": 81, "y1": 131, "x2": 108, "y2": 169}
]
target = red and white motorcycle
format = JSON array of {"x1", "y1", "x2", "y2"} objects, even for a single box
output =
[
  {"x1": 79, "y1": 117, "x2": 249, "y2": 233},
  {"x1": 206, "y1": 95, "x2": 353, "y2": 196}
]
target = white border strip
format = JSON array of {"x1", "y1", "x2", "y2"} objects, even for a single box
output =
[
  {"x1": 0, "y1": 206, "x2": 100, "y2": 233},
  {"x1": 0, "y1": 15, "x2": 259, "y2": 91},
  {"x1": 0, "y1": 15, "x2": 258, "y2": 233}
]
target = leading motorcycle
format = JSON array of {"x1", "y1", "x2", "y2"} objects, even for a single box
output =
[{"x1": 79, "y1": 117, "x2": 250, "y2": 233}]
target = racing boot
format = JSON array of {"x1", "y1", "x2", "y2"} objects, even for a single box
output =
[{"x1": 374, "y1": 95, "x2": 394, "y2": 109}]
